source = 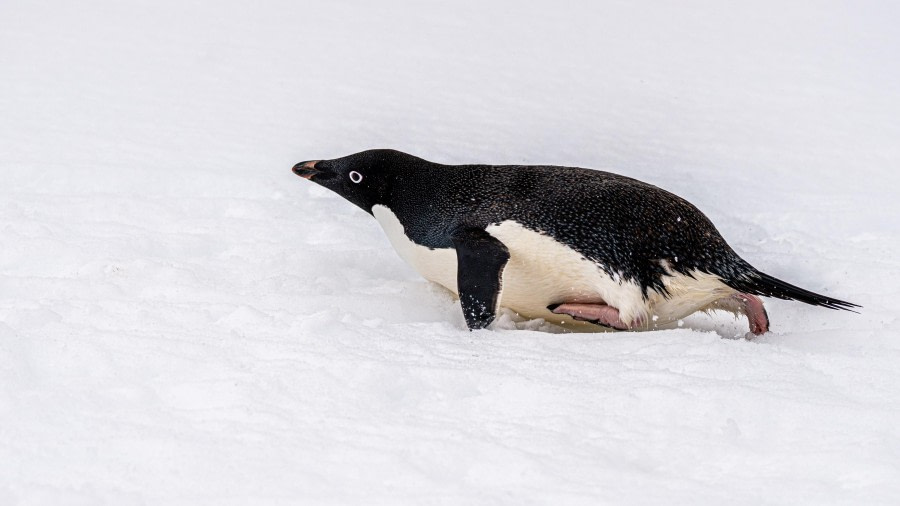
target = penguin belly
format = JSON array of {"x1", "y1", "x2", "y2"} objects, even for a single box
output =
[
  {"x1": 372, "y1": 206, "x2": 738, "y2": 330},
  {"x1": 486, "y1": 221, "x2": 743, "y2": 329},
  {"x1": 374, "y1": 207, "x2": 638, "y2": 328},
  {"x1": 484, "y1": 221, "x2": 650, "y2": 328}
]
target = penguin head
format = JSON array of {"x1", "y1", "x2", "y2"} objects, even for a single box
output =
[{"x1": 293, "y1": 149, "x2": 407, "y2": 213}]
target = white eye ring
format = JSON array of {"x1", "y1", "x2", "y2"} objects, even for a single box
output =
[{"x1": 349, "y1": 171, "x2": 363, "y2": 183}]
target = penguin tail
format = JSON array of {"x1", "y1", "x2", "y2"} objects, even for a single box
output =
[{"x1": 724, "y1": 268, "x2": 860, "y2": 312}]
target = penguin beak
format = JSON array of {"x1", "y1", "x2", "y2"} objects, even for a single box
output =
[{"x1": 292, "y1": 160, "x2": 321, "y2": 180}]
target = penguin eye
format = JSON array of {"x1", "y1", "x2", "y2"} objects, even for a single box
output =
[{"x1": 349, "y1": 171, "x2": 363, "y2": 184}]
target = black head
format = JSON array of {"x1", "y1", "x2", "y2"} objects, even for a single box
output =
[{"x1": 292, "y1": 149, "x2": 418, "y2": 213}]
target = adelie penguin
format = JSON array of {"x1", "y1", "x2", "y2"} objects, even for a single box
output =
[{"x1": 292, "y1": 149, "x2": 858, "y2": 335}]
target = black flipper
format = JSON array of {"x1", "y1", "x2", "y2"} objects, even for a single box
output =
[{"x1": 451, "y1": 227, "x2": 510, "y2": 330}]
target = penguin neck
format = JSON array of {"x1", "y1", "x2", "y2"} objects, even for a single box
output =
[{"x1": 377, "y1": 159, "x2": 447, "y2": 213}]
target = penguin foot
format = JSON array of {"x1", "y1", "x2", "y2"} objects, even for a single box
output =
[
  {"x1": 712, "y1": 293, "x2": 770, "y2": 335},
  {"x1": 733, "y1": 293, "x2": 769, "y2": 335},
  {"x1": 548, "y1": 303, "x2": 636, "y2": 330}
]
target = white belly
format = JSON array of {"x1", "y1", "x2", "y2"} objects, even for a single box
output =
[{"x1": 372, "y1": 205, "x2": 735, "y2": 330}]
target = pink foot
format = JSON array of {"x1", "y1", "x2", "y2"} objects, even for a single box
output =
[
  {"x1": 548, "y1": 303, "x2": 636, "y2": 330},
  {"x1": 732, "y1": 293, "x2": 769, "y2": 335}
]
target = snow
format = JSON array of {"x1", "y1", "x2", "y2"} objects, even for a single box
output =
[{"x1": 2, "y1": 0, "x2": 899, "y2": 504}]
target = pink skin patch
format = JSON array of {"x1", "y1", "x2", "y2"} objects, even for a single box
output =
[{"x1": 550, "y1": 303, "x2": 636, "y2": 330}]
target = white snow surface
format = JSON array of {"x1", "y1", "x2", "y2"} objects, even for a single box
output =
[{"x1": 2, "y1": 1, "x2": 899, "y2": 504}]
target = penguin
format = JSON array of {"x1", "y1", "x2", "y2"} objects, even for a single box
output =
[{"x1": 292, "y1": 149, "x2": 858, "y2": 335}]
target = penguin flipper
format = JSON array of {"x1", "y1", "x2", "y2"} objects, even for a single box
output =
[{"x1": 451, "y1": 227, "x2": 510, "y2": 330}]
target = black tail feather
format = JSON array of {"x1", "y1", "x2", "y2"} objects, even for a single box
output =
[{"x1": 725, "y1": 270, "x2": 860, "y2": 312}]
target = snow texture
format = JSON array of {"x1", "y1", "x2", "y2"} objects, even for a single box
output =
[{"x1": 2, "y1": 1, "x2": 899, "y2": 504}]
